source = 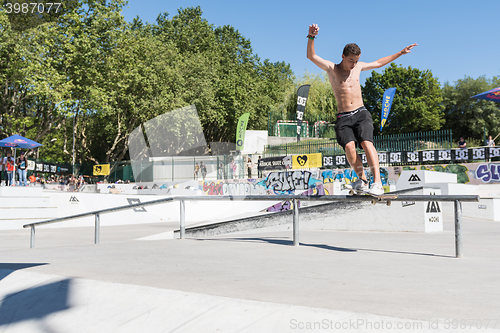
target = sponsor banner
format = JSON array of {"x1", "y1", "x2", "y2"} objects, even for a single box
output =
[
  {"x1": 34, "y1": 162, "x2": 71, "y2": 174},
  {"x1": 93, "y1": 164, "x2": 110, "y2": 176},
  {"x1": 258, "y1": 156, "x2": 292, "y2": 171},
  {"x1": 380, "y1": 87, "x2": 396, "y2": 131},
  {"x1": 296, "y1": 85, "x2": 311, "y2": 142},
  {"x1": 235, "y1": 113, "x2": 250, "y2": 150},
  {"x1": 292, "y1": 153, "x2": 322, "y2": 169},
  {"x1": 321, "y1": 147, "x2": 500, "y2": 167}
]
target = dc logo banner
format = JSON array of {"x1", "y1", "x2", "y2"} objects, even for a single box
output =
[
  {"x1": 422, "y1": 151, "x2": 435, "y2": 162},
  {"x1": 489, "y1": 147, "x2": 500, "y2": 158},
  {"x1": 454, "y1": 149, "x2": 468, "y2": 160},
  {"x1": 390, "y1": 152, "x2": 401, "y2": 163},
  {"x1": 472, "y1": 148, "x2": 485, "y2": 160},
  {"x1": 336, "y1": 155, "x2": 346, "y2": 166},
  {"x1": 407, "y1": 152, "x2": 419, "y2": 163},
  {"x1": 438, "y1": 150, "x2": 451, "y2": 161},
  {"x1": 378, "y1": 152, "x2": 388, "y2": 164},
  {"x1": 323, "y1": 156, "x2": 334, "y2": 167}
]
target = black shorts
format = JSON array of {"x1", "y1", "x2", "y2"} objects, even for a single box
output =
[{"x1": 335, "y1": 106, "x2": 374, "y2": 149}]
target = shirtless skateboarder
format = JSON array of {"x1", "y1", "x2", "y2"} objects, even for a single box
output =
[{"x1": 306, "y1": 23, "x2": 417, "y2": 195}]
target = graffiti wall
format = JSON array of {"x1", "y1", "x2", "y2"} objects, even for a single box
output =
[{"x1": 199, "y1": 162, "x2": 500, "y2": 203}]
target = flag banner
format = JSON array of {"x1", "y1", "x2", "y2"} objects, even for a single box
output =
[
  {"x1": 236, "y1": 113, "x2": 250, "y2": 150},
  {"x1": 292, "y1": 153, "x2": 322, "y2": 169},
  {"x1": 93, "y1": 164, "x2": 110, "y2": 176},
  {"x1": 380, "y1": 88, "x2": 397, "y2": 131},
  {"x1": 296, "y1": 85, "x2": 311, "y2": 142}
]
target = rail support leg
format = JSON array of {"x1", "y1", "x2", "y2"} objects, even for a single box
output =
[
  {"x1": 454, "y1": 200, "x2": 463, "y2": 258},
  {"x1": 30, "y1": 225, "x2": 35, "y2": 249},
  {"x1": 293, "y1": 199, "x2": 299, "y2": 246},
  {"x1": 95, "y1": 213, "x2": 100, "y2": 245},
  {"x1": 180, "y1": 199, "x2": 185, "y2": 239}
]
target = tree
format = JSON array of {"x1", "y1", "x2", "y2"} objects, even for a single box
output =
[
  {"x1": 362, "y1": 63, "x2": 444, "y2": 135},
  {"x1": 442, "y1": 76, "x2": 500, "y2": 142}
]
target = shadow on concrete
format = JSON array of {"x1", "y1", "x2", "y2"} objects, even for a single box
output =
[
  {"x1": 353, "y1": 248, "x2": 454, "y2": 258},
  {"x1": 0, "y1": 277, "x2": 72, "y2": 327},
  {"x1": 194, "y1": 237, "x2": 454, "y2": 257},
  {"x1": 0, "y1": 263, "x2": 49, "y2": 281},
  {"x1": 195, "y1": 237, "x2": 358, "y2": 252}
]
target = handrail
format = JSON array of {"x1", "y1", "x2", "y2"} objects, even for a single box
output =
[{"x1": 23, "y1": 194, "x2": 480, "y2": 258}]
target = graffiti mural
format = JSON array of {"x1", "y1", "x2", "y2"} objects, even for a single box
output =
[
  {"x1": 202, "y1": 181, "x2": 224, "y2": 195},
  {"x1": 265, "y1": 183, "x2": 328, "y2": 212},
  {"x1": 200, "y1": 180, "x2": 267, "y2": 195},
  {"x1": 475, "y1": 163, "x2": 500, "y2": 183}
]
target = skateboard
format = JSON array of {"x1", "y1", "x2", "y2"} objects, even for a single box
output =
[{"x1": 348, "y1": 188, "x2": 398, "y2": 206}]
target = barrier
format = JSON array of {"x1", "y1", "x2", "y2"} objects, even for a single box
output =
[{"x1": 23, "y1": 194, "x2": 479, "y2": 258}]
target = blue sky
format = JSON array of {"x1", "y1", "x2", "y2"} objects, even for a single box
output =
[{"x1": 122, "y1": 0, "x2": 499, "y2": 86}]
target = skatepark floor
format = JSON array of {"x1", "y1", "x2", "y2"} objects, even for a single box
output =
[{"x1": 1, "y1": 214, "x2": 500, "y2": 332}]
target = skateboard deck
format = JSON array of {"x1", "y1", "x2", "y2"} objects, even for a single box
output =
[{"x1": 348, "y1": 188, "x2": 398, "y2": 206}]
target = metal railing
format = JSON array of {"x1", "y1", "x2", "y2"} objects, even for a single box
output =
[
  {"x1": 264, "y1": 130, "x2": 453, "y2": 156},
  {"x1": 23, "y1": 194, "x2": 479, "y2": 258}
]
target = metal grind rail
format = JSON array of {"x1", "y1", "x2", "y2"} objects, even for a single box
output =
[{"x1": 23, "y1": 194, "x2": 479, "y2": 258}]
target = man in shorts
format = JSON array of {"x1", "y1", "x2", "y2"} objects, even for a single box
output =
[{"x1": 306, "y1": 23, "x2": 417, "y2": 194}]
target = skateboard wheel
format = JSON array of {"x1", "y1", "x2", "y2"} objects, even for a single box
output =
[
  {"x1": 386, "y1": 201, "x2": 391, "y2": 206},
  {"x1": 371, "y1": 199, "x2": 376, "y2": 205}
]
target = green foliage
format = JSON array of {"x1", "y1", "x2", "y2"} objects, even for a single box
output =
[
  {"x1": 362, "y1": 63, "x2": 445, "y2": 135},
  {"x1": 442, "y1": 76, "x2": 500, "y2": 142},
  {"x1": 0, "y1": 3, "x2": 294, "y2": 164}
]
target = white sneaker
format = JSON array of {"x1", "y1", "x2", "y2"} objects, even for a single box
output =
[
  {"x1": 369, "y1": 182, "x2": 384, "y2": 195},
  {"x1": 346, "y1": 178, "x2": 368, "y2": 191}
]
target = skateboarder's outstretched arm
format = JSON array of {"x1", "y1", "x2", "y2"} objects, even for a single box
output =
[{"x1": 306, "y1": 24, "x2": 336, "y2": 71}]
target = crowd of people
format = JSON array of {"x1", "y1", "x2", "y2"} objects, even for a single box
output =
[{"x1": 0, "y1": 151, "x2": 87, "y2": 191}]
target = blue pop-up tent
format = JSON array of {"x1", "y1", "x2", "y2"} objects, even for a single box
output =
[
  {"x1": 0, "y1": 134, "x2": 43, "y2": 178},
  {"x1": 472, "y1": 87, "x2": 500, "y2": 143},
  {"x1": 471, "y1": 87, "x2": 500, "y2": 102}
]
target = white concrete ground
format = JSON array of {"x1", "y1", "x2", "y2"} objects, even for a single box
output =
[{"x1": 1, "y1": 214, "x2": 500, "y2": 332}]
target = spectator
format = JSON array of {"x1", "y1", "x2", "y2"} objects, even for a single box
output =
[
  {"x1": 487, "y1": 135, "x2": 495, "y2": 147},
  {"x1": 5, "y1": 152, "x2": 14, "y2": 186},
  {"x1": 218, "y1": 162, "x2": 224, "y2": 179},
  {"x1": 69, "y1": 174, "x2": 76, "y2": 192},
  {"x1": 28, "y1": 173, "x2": 36, "y2": 186},
  {"x1": 194, "y1": 163, "x2": 199, "y2": 180},
  {"x1": 231, "y1": 159, "x2": 237, "y2": 179},
  {"x1": 16, "y1": 151, "x2": 28, "y2": 186},
  {"x1": 227, "y1": 159, "x2": 233, "y2": 179},
  {"x1": 200, "y1": 161, "x2": 207, "y2": 180},
  {"x1": 458, "y1": 137, "x2": 467, "y2": 148},
  {"x1": 0, "y1": 152, "x2": 3, "y2": 186},
  {"x1": 257, "y1": 156, "x2": 262, "y2": 178},
  {"x1": 247, "y1": 158, "x2": 253, "y2": 178},
  {"x1": 40, "y1": 175, "x2": 46, "y2": 189}
]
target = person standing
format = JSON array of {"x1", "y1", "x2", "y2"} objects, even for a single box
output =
[
  {"x1": 5, "y1": 152, "x2": 14, "y2": 186},
  {"x1": 194, "y1": 163, "x2": 199, "y2": 180},
  {"x1": 0, "y1": 152, "x2": 3, "y2": 186},
  {"x1": 16, "y1": 151, "x2": 28, "y2": 186},
  {"x1": 306, "y1": 23, "x2": 417, "y2": 195},
  {"x1": 200, "y1": 161, "x2": 207, "y2": 180},
  {"x1": 487, "y1": 135, "x2": 495, "y2": 147},
  {"x1": 247, "y1": 158, "x2": 253, "y2": 178}
]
